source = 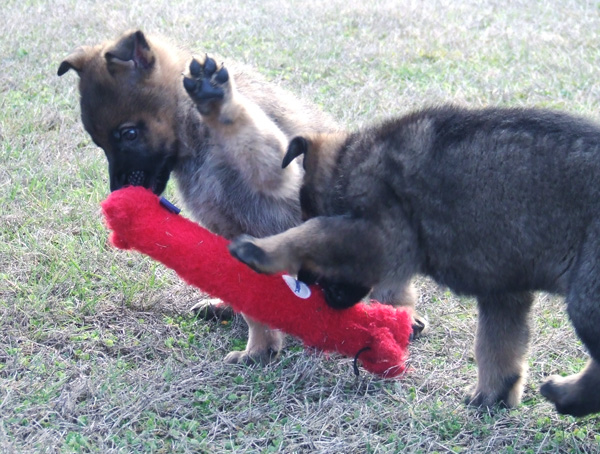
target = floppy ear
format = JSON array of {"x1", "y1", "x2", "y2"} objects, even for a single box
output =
[
  {"x1": 104, "y1": 30, "x2": 155, "y2": 74},
  {"x1": 282, "y1": 136, "x2": 309, "y2": 169},
  {"x1": 57, "y1": 46, "x2": 93, "y2": 76}
]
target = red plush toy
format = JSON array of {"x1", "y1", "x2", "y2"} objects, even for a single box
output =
[{"x1": 101, "y1": 186, "x2": 412, "y2": 377}]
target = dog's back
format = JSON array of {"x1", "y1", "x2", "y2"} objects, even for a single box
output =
[
  {"x1": 320, "y1": 106, "x2": 600, "y2": 295},
  {"x1": 386, "y1": 107, "x2": 600, "y2": 294}
]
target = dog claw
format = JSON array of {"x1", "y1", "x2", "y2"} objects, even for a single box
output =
[
  {"x1": 189, "y1": 58, "x2": 202, "y2": 77},
  {"x1": 215, "y1": 66, "x2": 229, "y2": 84},
  {"x1": 203, "y1": 55, "x2": 217, "y2": 76}
]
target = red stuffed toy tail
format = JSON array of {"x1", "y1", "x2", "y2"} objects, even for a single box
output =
[{"x1": 101, "y1": 187, "x2": 411, "y2": 377}]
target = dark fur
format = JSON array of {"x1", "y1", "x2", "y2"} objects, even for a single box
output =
[{"x1": 230, "y1": 105, "x2": 600, "y2": 416}]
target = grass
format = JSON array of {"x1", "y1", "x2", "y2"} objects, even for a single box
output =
[{"x1": 2, "y1": 0, "x2": 600, "y2": 452}]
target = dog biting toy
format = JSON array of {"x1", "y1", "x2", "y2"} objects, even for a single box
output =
[{"x1": 101, "y1": 186, "x2": 412, "y2": 377}]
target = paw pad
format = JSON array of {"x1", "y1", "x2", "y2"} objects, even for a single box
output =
[{"x1": 183, "y1": 55, "x2": 229, "y2": 104}]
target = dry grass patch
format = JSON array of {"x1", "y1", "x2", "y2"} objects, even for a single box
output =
[{"x1": 2, "y1": 0, "x2": 600, "y2": 452}]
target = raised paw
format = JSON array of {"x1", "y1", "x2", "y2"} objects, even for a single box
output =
[
  {"x1": 183, "y1": 55, "x2": 230, "y2": 115},
  {"x1": 228, "y1": 234, "x2": 272, "y2": 274}
]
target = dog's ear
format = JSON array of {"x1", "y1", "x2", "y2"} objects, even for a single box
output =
[
  {"x1": 104, "y1": 30, "x2": 155, "y2": 74},
  {"x1": 282, "y1": 136, "x2": 309, "y2": 169},
  {"x1": 57, "y1": 46, "x2": 93, "y2": 76}
]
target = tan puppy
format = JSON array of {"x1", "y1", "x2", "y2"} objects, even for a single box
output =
[{"x1": 59, "y1": 30, "x2": 424, "y2": 364}]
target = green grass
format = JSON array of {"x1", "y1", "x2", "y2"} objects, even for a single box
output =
[{"x1": 2, "y1": 0, "x2": 600, "y2": 452}]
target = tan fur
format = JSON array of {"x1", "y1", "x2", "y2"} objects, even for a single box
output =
[
  {"x1": 59, "y1": 30, "x2": 337, "y2": 365},
  {"x1": 61, "y1": 30, "x2": 425, "y2": 365},
  {"x1": 201, "y1": 81, "x2": 302, "y2": 200}
]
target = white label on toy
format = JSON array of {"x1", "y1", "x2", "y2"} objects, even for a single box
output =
[{"x1": 282, "y1": 275, "x2": 311, "y2": 299}]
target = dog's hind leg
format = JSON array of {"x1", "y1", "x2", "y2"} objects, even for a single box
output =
[
  {"x1": 466, "y1": 292, "x2": 533, "y2": 409},
  {"x1": 541, "y1": 360, "x2": 600, "y2": 417},
  {"x1": 540, "y1": 244, "x2": 600, "y2": 417}
]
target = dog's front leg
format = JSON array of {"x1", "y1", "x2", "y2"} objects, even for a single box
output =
[
  {"x1": 229, "y1": 215, "x2": 383, "y2": 298},
  {"x1": 467, "y1": 291, "x2": 534, "y2": 409}
]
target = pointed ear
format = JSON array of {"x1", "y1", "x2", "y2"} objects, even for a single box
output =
[
  {"x1": 282, "y1": 136, "x2": 309, "y2": 168},
  {"x1": 57, "y1": 46, "x2": 93, "y2": 76},
  {"x1": 104, "y1": 30, "x2": 155, "y2": 74}
]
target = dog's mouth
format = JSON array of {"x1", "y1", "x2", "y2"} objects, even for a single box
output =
[
  {"x1": 110, "y1": 155, "x2": 177, "y2": 195},
  {"x1": 109, "y1": 169, "x2": 164, "y2": 195},
  {"x1": 127, "y1": 170, "x2": 146, "y2": 187},
  {"x1": 123, "y1": 169, "x2": 164, "y2": 194}
]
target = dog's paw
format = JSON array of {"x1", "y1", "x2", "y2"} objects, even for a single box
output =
[
  {"x1": 228, "y1": 235, "x2": 272, "y2": 274},
  {"x1": 464, "y1": 388, "x2": 505, "y2": 410},
  {"x1": 224, "y1": 348, "x2": 280, "y2": 366},
  {"x1": 190, "y1": 299, "x2": 234, "y2": 321},
  {"x1": 183, "y1": 55, "x2": 229, "y2": 115},
  {"x1": 540, "y1": 373, "x2": 600, "y2": 417},
  {"x1": 410, "y1": 312, "x2": 429, "y2": 340},
  {"x1": 465, "y1": 373, "x2": 523, "y2": 410}
]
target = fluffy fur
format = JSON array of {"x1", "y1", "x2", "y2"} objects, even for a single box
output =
[
  {"x1": 58, "y1": 30, "x2": 424, "y2": 363},
  {"x1": 230, "y1": 105, "x2": 600, "y2": 417}
]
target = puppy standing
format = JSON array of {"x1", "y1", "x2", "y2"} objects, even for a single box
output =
[
  {"x1": 230, "y1": 105, "x2": 600, "y2": 417},
  {"x1": 58, "y1": 30, "x2": 423, "y2": 364}
]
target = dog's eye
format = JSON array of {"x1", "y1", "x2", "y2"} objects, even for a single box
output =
[{"x1": 120, "y1": 127, "x2": 138, "y2": 141}]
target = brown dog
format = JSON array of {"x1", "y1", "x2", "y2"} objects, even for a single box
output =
[
  {"x1": 230, "y1": 106, "x2": 600, "y2": 417},
  {"x1": 58, "y1": 30, "x2": 424, "y2": 364}
]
